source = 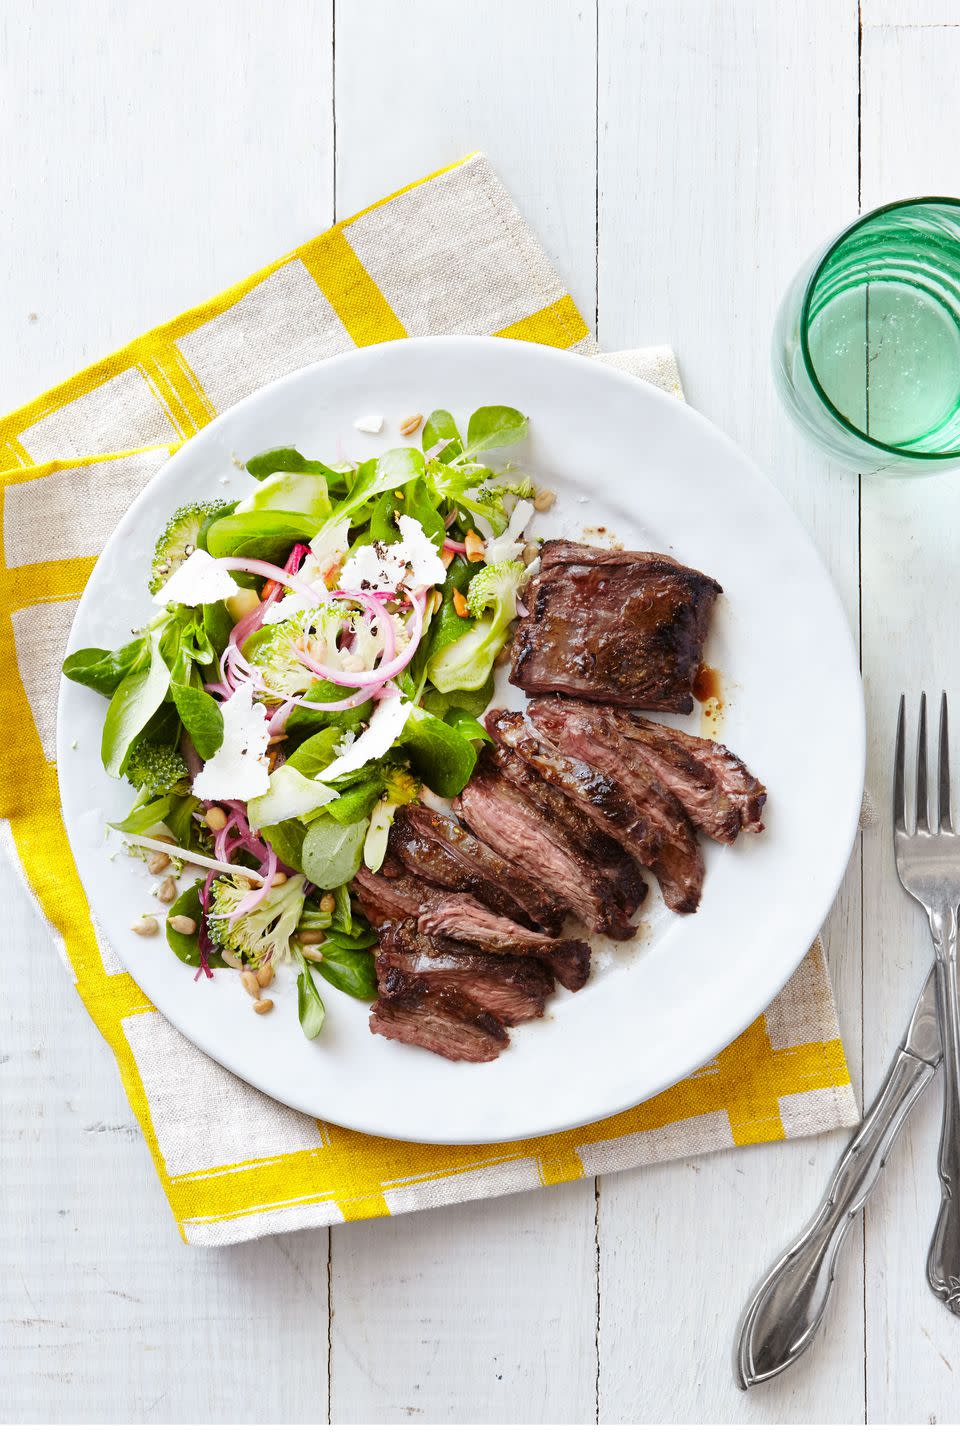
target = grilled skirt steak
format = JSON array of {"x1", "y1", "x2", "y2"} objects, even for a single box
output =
[
  {"x1": 510, "y1": 541, "x2": 721, "y2": 713},
  {"x1": 370, "y1": 974, "x2": 510, "y2": 1062},
  {"x1": 529, "y1": 699, "x2": 705, "y2": 914},
  {"x1": 486, "y1": 709, "x2": 662, "y2": 869},
  {"x1": 621, "y1": 714, "x2": 767, "y2": 835},
  {"x1": 456, "y1": 761, "x2": 640, "y2": 940},
  {"x1": 417, "y1": 894, "x2": 591, "y2": 991},
  {"x1": 536, "y1": 705, "x2": 766, "y2": 841},
  {"x1": 389, "y1": 805, "x2": 566, "y2": 934},
  {"x1": 483, "y1": 743, "x2": 646, "y2": 916},
  {"x1": 377, "y1": 923, "x2": 553, "y2": 1025},
  {"x1": 350, "y1": 865, "x2": 439, "y2": 925}
]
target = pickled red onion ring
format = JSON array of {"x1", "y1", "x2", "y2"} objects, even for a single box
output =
[
  {"x1": 293, "y1": 588, "x2": 424, "y2": 689},
  {"x1": 214, "y1": 555, "x2": 327, "y2": 609}
]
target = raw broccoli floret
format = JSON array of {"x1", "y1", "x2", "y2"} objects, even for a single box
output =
[
  {"x1": 122, "y1": 736, "x2": 189, "y2": 793},
  {"x1": 472, "y1": 474, "x2": 536, "y2": 508},
  {"x1": 206, "y1": 873, "x2": 306, "y2": 969},
  {"x1": 426, "y1": 559, "x2": 526, "y2": 694},
  {"x1": 249, "y1": 601, "x2": 389, "y2": 702},
  {"x1": 247, "y1": 605, "x2": 351, "y2": 699},
  {"x1": 150, "y1": 500, "x2": 235, "y2": 594}
]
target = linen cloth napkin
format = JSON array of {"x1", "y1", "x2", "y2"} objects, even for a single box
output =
[{"x1": 0, "y1": 153, "x2": 858, "y2": 1245}]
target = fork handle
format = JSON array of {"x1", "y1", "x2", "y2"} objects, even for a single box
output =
[
  {"x1": 928, "y1": 905, "x2": 960, "y2": 1313},
  {"x1": 735, "y1": 1043, "x2": 936, "y2": 1387}
]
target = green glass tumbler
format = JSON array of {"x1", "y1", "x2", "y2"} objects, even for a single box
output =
[{"x1": 773, "y1": 197, "x2": 960, "y2": 472}]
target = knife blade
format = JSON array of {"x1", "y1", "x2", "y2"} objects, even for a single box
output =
[{"x1": 902, "y1": 965, "x2": 942, "y2": 1065}]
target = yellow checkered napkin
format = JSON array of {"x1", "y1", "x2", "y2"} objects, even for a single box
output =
[{"x1": 0, "y1": 154, "x2": 857, "y2": 1245}]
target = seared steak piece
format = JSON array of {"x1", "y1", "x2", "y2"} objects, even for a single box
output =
[
  {"x1": 539, "y1": 705, "x2": 766, "y2": 841},
  {"x1": 529, "y1": 700, "x2": 704, "y2": 914},
  {"x1": 370, "y1": 975, "x2": 509, "y2": 1062},
  {"x1": 484, "y1": 742, "x2": 646, "y2": 916},
  {"x1": 354, "y1": 858, "x2": 591, "y2": 990},
  {"x1": 378, "y1": 961, "x2": 544, "y2": 1026},
  {"x1": 377, "y1": 923, "x2": 553, "y2": 1025},
  {"x1": 486, "y1": 710, "x2": 662, "y2": 869},
  {"x1": 528, "y1": 700, "x2": 766, "y2": 842},
  {"x1": 511, "y1": 541, "x2": 721, "y2": 713},
  {"x1": 389, "y1": 805, "x2": 566, "y2": 935},
  {"x1": 456, "y1": 760, "x2": 640, "y2": 940},
  {"x1": 622, "y1": 716, "x2": 767, "y2": 835},
  {"x1": 418, "y1": 893, "x2": 591, "y2": 991},
  {"x1": 350, "y1": 865, "x2": 438, "y2": 925}
]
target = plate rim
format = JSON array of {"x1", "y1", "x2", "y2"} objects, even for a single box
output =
[{"x1": 55, "y1": 335, "x2": 865, "y2": 1144}]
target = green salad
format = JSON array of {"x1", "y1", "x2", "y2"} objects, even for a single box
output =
[{"x1": 63, "y1": 404, "x2": 546, "y2": 1038}]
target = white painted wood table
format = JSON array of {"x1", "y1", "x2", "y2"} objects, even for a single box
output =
[{"x1": 2, "y1": 0, "x2": 959, "y2": 1423}]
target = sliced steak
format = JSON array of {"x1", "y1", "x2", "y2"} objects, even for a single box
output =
[
  {"x1": 529, "y1": 701, "x2": 766, "y2": 842},
  {"x1": 623, "y1": 716, "x2": 767, "y2": 834},
  {"x1": 418, "y1": 893, "x2": 592, "y2": 991},
  {"x1": 484, "y1": 743, "x2": 646, "y2": 916},
  {"x1": 350, "y1": 865, "x2": 438, "y2": 925},
  {"x1": 370, "y1": 976, "x2": 509, "y2": 1062},
  {"x1": 486, "y1": 709, "x2": 662, "y2": 869},
  {"x1": 389, "y1": 805, "x2": 566, "y2": 935},
  {"x1": 456, "y1": 763, "x2": 639, "y2": 941},
  {"x1": 529, "y1": 699, "x2": 704, "y2": 914},
  {"x1": 511, "y1": 541, "x2": 721, "y2": 713},
  {"x1": 604, "y1": 712, "x2": 742, "y2": 841},
  {"x1": 377, "y1": 923, "x2": 553, "y2": 1025}
]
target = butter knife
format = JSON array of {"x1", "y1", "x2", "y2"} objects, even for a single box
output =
[{"x1": 735, "y1": 966, "x2": 941, "y2": 1388}]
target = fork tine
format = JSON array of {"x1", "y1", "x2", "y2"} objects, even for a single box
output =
[
  {"x1": 940, "y1": 692, "x2": 952, "y2": 834},
  {"x1": 916, "y1": 692, "x2": 930, "y2": 835},
  {"x1": 894, "y1": 695, "x2": 907, "y2": 835}
]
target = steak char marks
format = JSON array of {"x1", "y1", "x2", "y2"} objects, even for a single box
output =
[
  {"x1": 484, "y1": 743, "x2": 647, "y2": 917},
  {"x1": 511, "y1": 541, "x2": 721, "y2": 713},
  {"x1": 388, "y1": 805, "x2": 566, "y2": 935},
  {"x1": 624, "y1": 716, "x2": 767, "y2": 835},
  {"x1": 527, "y1": 701, "x2": 705, "y2": 913},
  {"x1": 377, "y1": 921, "x2": 554, "y2": 1025},
  {"x1": 485, "y1": 709, "x2": 663, "y2": 871},
  {"x1": 350, "y1": 865, "x2": 591, "y2": 992},
  {"x1": 550, "y1": 706, "x2": 767, "y2": 841},
  {"x1": 457, "y1": 752, "x2": 641, "y2": 940},
  {"x1": 369, "y1": 978, "x2": 509, "y2": 1063},
  {"x1": 350, "y1": 864, "x2": 437, "y2": 925},
  {"x1": 419, "y1": 895, "x2": 591, "y2": 991}
]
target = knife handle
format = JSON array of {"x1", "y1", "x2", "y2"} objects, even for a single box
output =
[
  {"x1": 928, "y1": 906, "x2": 960, "y2": 1313},
  {"x1": 735, "y1": 1044, "x2": 937, "y2": 1388}
]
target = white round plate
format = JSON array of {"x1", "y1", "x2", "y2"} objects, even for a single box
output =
[{"x1": 57, "y1": 337, "x2": 864, "y2": 1144}]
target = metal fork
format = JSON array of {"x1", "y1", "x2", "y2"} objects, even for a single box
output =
[
  {"x1": 895, "y1": 692, "x2": 960, "y2": 1313},
  {"x1": 734, "y1": 696, "x2": 950, "y2": 1387}
]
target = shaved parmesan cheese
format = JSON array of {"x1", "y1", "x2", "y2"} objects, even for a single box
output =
[
  {"x1": 395, "y1": 514, "x2": 447, "y2": 586},
  {"x1": 193, "y1": 681, "x2": 271, "y2": 802},
  {"x1": 317, "y1": 691, "x2": 411, "y2": 783},
  {"x1": 152, "y1": 547, "x2": 239, "y2": 608},
  {"x1": 339, "y1": 515, "x2": 446, "y2": 593},
  {"x1": 337, "y1": 544, "x2": 401, "y2": 593},
  {"x1": 354, "y1": 414, "x2": 383, "y2": 434},
  {"x1": 247, "y1": 764, "x2": 339, "y2": 829},
  {"x1": 483, "y1": 499, "x2": 535, "y2": 566}
]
